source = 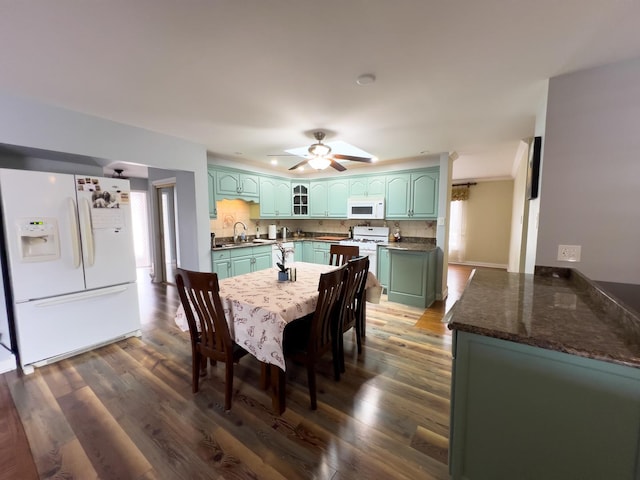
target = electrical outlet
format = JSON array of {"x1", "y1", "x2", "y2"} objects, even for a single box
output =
[{"x1": 557, "y1": 245, "x2": 581, "y2": 262}]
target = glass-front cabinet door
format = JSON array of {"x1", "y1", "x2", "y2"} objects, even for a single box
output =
[{"x1": 292, "y1": 182, "x2": 309, "y2": 217}]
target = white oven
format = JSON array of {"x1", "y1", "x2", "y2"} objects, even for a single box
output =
[
  {"x1": 347, "y1": 198, "x2": 385, "y2": 220},
  {"x1": 339, "y1": 226, "x2": 389, "y2": 276}
]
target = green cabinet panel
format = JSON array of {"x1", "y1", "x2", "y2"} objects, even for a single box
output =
[
  {"x1": 292, "y1": 183, "x2": 309, "y2": 217},
  {"x1": 312, "y1": 241, "x2": 331, "y2": 264},
  {"x1": 222, "y1": 245, "x2": 273, "y2": 277},
  {"x1": 211, "y1": 250, "x2": 231, "y2": 279},
  {"x1": 215, "y1": 169, "x2": 259, "y2": 200},
  {"x1": 309, "y1": 181, "x2": 328, "y2": 217},
  {"x1": 259, "y1": 177, "x2": 291, "y2": 217},
  {"x1": 411, "y1": 172, "x2": 439, "y2": 217},
  {"x1": 377, "y1": 246, "x2": 390, "y2": 292},
  {"x1": 349, "y1": 175, "x2": 386, "y2": 197},
  {"x1": 309, "y1": 180, "x2": 348, "y2": 217},
  {"x1": 386, "y1": 169, "x2": 439, "y2": 219},
  {"x1": 207, "y1": 168, "x2": 217, "y2": 218},
  {"x1": 387, "y1": 249, "x2": 436, "y2": 307},
  {"x1": 450, "y1": 331, "x2": 640, "y2": 480},
  {"x1": 301, "y1": 241, "x2": 313, "y2": 262},
  {"x1": 327, "y1": 179, "x2": 348, "y2": 217}
]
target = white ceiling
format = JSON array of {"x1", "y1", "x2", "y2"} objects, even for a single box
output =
[{"x1": 2, "y1": 1, "x2": 640, "y2": 180}]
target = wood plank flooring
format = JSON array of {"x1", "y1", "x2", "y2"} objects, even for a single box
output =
[{"x1": 0, "y1": 265, "x2": 474, "y2": 480}]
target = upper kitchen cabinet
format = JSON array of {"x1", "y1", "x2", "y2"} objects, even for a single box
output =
[
  {"x1": 207, "y1": 167, "x2": 217, "y2": 218},
  {"x1": 386, "y1": 168, "x2": 439, "y2": 219},
  {"x1": 349, "y1": 175, "x2": 386, "y2": 197},
  {"x1": 259, "y1": 177, "x2": 291, "y2": 217},
  {"x1": 215, "y1": 168, "x2": 259, "y2": 201},
  {"x1": 309, "y1": 179, "x2": 349, "y2": 217},
  {"x1": 291, "y1": 182, "x2": 309, "y2": 217}
]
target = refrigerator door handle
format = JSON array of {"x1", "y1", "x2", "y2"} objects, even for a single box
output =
[
  {"x1": 80, "y1": 198, "x2": 95, "y2": 267},
  {"x1": 68, "y1": 197, "x2": 82, "y2": 269},
  {"x1": 34, "y1": 285, "x2": 128, "y2": 307}
]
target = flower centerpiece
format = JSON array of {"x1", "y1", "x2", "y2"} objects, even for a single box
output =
[{"x1": 276, "y1": 242, "x2": 293, "y2": 281}]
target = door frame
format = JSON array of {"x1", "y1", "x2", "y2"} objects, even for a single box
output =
[{"x1": 151, "y1": 178, "x2": 178, "y2": 284}]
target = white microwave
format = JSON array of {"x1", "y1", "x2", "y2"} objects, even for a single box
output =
[{"x1": 347, "y1": 198, "x2": 385, "y2": 219}]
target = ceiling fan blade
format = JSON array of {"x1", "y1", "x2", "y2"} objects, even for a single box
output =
[
  {"x1": 289, "y1": 159, "x2": 310, "y2": 170},
  {"x1": 268, "y1": 153, "x2": 297, "y2": 156},
  {"x1": 332, "y1": 154, "x2": 372, "y2": 163},
  {"x1": 329, "y1": 159, "x2": 347, "y2": 172}
]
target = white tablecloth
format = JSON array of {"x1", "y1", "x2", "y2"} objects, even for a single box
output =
[{"x1": 174, "y1": 262, "x2": 381, "y2": 370}]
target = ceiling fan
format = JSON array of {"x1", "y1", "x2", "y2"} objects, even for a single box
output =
[{"x1": 286, "y1": 131, "x2": 373, "y2": 172}]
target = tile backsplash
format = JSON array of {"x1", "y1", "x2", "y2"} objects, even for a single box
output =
[{"x1": 210, "y1": 200, "x2": 437, "y2": 240}]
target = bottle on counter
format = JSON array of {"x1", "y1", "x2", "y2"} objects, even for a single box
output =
[{"x1": 256, "y1": 225, "x2": 260, "y2": 238}]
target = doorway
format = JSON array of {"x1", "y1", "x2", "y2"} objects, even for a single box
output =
[{"x1": 155, "y1": 183, "x2": 178, "y2": 284}]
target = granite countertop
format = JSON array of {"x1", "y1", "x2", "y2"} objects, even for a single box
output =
[
  {"x1": 382, "y1": 242, "x2": 438, "y2": 252},
  {"x1": 448, "y1": 268, "x2": 640, "y2": 368}
]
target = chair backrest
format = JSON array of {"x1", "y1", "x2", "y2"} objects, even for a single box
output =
[
  {"x1": 329, "y1": 244, "x2": 360, "y2": 266},
  {"x1": 341, "y1": 256, "x2": 370, "y2": 332},
  {"x1": 308, "y1": 264, "x2": 348, "y2": 355},
  {"x1": 175, "y1": 268, "x2": 233, "y2": 359}
]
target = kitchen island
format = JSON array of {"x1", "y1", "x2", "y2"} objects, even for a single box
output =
[{"x1": 447, "y1": 267, "x2": 640, "y2": 480}]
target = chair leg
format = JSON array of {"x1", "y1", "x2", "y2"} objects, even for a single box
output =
[
  {"x1": 307, "y1": 364, "x2": 317, "y2": 410},
  {"x1": 224, "y1": 361, "x2": 233, "y2": 411},
  {"x1": 339, "y1": 333, "x2": 346, "y2": 373},
  {"x1": 355, "y1": 320, "x2": 362, "y2": 354},
  {"x1": 332, "y1": 334, "x2": 341, "y2": 381},
  {"x1": 192, "y1": 352, "x2": 201, "y2": 393}
]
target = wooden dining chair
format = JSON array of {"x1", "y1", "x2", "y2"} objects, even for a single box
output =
[
  {"x1": 175, "y1": 268, "x2": 249, "y2": 411},
  {"x1": 334, "y1": 256, "x2": 370, "y2": 378},
  {"x1": 329, "y1": 244, "x2": 360, "y2": 266},
  {"x1": 283, "y1": 264, "x2": 348, "y2": 410}
]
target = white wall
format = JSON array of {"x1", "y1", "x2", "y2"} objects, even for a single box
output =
[
  {"x1": 0, "y1": 92, "x2": 210, "y2": 272},
  {"x1": 536, "y1": 59, "x2": 640, "y2": 283}
]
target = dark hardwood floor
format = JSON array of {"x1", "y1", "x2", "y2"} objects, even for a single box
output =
[{"x1": 0, "y1": 265, "x2": 474, "y2": 480}]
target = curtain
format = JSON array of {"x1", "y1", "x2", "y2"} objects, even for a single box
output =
[
  {"x1": 451, "y1": 185, "x2": 470, "y2": 201},
  {"x1": 449, "y1": 199, "x2": 467, "y2": 263}
]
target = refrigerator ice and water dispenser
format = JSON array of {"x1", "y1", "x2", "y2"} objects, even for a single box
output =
[{"x1": 16, "y1": 218, "x2": 60, "y2": 262}]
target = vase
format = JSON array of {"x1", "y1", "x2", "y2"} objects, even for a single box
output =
[{"x1": 278, "y1": 270, "x2": 289, "y2": 282}]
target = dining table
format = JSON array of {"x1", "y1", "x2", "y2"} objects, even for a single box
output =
[{"x1": 174, "y1": 261, "x2": 381, "y2": 414}]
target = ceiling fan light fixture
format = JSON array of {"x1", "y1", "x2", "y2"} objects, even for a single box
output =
[
  {"x1": 308, "y1": 143, "x2": 331, "y2": 157},
  {"x1": 308, "y1": 156, "x2": 331, "y2": 170}
]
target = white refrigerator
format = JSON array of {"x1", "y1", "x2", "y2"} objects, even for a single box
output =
[{"x1": 0, "y1": 168, "x2": 141, "y2": 373}]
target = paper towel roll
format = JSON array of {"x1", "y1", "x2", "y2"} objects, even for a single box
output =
[{"x1": 268, "y1": 224, "x2": 277, "y2": 239}]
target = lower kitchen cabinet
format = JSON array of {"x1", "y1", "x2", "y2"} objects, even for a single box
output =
[
  {"x1": 312, "y1": 242, "x2": 331, "y2": 264},
  {"x1": 211, "y1": 250, "x2": 231, "y2": 279},
  {"x1": 212, "y1": 245, "x2": 272, "y2": 278},
  {"x1": 301, "y1": 241, "x2": 313, "y2": 263},
  {"x1": 449, "y1": 331, "x2": 640, "y2": 480},
  {"x1": 387, "y1": 248, "x2": 436, "y2": 307}
]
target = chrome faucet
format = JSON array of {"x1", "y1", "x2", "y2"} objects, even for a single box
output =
[{"x1": 233, "y1": 221, "x2": 247, "y2": 242}]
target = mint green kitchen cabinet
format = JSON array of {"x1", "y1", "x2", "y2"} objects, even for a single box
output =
[
  {"x1": 449, "y1": 331, "x2": 640, "y2": 480},
  {"x1": 252, "y1": 245, "x2": 272, "y2": 271},
  {"x1": 349, "y1": 175, "x2": 386, "y2": 197},
  {"x1": 207, "y1": 167, "x2": 217, "y2": 218},
  {"x1": 377, "y1": 246, "x2": 390, "y2": 292},
  {"x1": 259, "y1": 177, "x2": 291, "y2": 217},
  {"x1": 301, "y1": 241, "x2": 313, "y2": 262},
  {"x1": 312, "y1": 242, "x2": 331, "y2": 264},
  {"x1": 211, "y1": 250, "x2": 231, "y2": 279},
  {"x1": 386, "y1": 169, "x2": 439, "y2": 219},
  {"x1": 215, "y1": 169, "x2": 259, "y2": 200},
  {"x1": 229, "y1": 245, "x2": 272, "y2": 276},
  {"x1": 387, "y1": 248, "x2": 436, "y2": 307},
  {"x1": 309, "y1": 179, "x2": 348, "y2": 217},
  {"x1": 292, "y1": 182, "x2": 309, "y2": 217}
]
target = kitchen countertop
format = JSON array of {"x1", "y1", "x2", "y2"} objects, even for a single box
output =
[
  {"x1": 381, "y1": 242, "x2": 438, "y2": 252},
  {"x1": 448, "y1": 267, "x2": 640, "y2": 368}
]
